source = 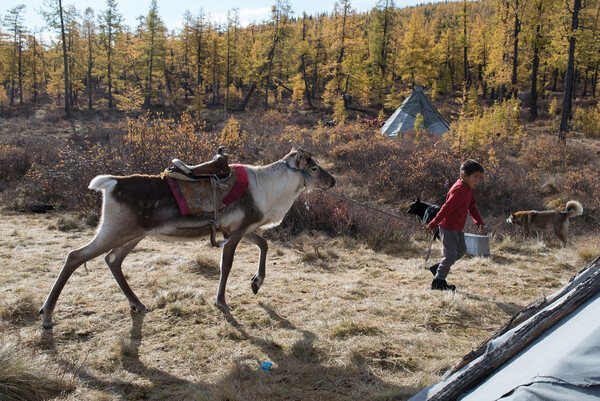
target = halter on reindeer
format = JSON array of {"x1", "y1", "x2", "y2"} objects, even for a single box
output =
[{"x1": 39, "y1": 143, "x2": 335, "y2": 329}]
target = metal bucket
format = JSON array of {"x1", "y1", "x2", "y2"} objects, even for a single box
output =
[{"x1": 465, "y1": 233, "x2": 490, "y2": 256}]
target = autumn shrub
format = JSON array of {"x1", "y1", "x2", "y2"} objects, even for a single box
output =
[
  {"x1": 560, "y1": 167, "x2": 600, "y2": 209},
  {"x1": 272, "y1": 190, "x2": 414, "y2": 253},
  {"x1": 521, "y1": 136, "x2": 590, "y2": 171},
  {"x1": 476, "y1": 157, "x2": 540, "y2": 213},
  {"x1": 573, "y1": 103, "x2": 600, "y2": 138},
  {"x1": 17, "y1": 112, "x2": 246, "y2": 211},
  {"x1": 448, "y1": 98, "x2": 524, "y2": 154},
  {"x1": 520, "y1": 136, "x2": 569, "y2": 170},
  {"x1": 0, "y1": 145, "x2": 30, "y2": 181},
  {"x1": 331, "y1": 135, "x2": 460, "y2": 202}
]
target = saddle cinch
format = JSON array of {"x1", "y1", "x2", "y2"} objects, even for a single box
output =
[{"x1": 163, "y1": 146, "x2": 248, "y2": 247}]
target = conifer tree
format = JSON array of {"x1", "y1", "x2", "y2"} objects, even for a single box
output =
[
  {"x1": 560, "y1": 0, "x2": 582, "y2": 140},
  {"x1": 98, "y1": 0, "x2": 122, "y2": 108},
  {"x1": 139, "y1": 0, "x2": 167, "y2": 106},
  {"x1": 83, "y1": 7, "x2": 96, "y2": 109},
  {"x1": 3, "y1": 5, "x2": 27, "y2": 105}
]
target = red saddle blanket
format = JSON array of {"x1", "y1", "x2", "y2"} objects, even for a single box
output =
[{"x1": 166, "y1": 164, "x2": 249, "y2": 216}]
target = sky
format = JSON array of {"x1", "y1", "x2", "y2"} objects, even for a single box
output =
[{"x1": 1, "y1": 0, "x2": 446, "y2": 32}]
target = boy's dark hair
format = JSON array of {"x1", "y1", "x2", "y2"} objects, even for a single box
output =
[{"x1": 460, "y1": 159, "x2": 484, "y2": 176}]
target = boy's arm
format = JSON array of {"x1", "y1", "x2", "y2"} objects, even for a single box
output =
[{"x1": 469, "y1": 197, "x2": 485, "y2": 231}]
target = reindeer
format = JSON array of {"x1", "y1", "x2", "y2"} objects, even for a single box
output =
[{"x1": 39, "y1": 146, "x2": 335, "y2": 329}]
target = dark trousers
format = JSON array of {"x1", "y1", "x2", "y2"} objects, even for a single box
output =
[{"x1": 435, "y1": 228, "x2": 466, "y2": 280}]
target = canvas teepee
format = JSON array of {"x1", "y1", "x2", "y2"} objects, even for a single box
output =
[
  {"x1": 380, "y1": 88, "x2": 450, "y2": 136},
  {"x1": 410, "y1": 255, "x2": 600, "y2": 401}
]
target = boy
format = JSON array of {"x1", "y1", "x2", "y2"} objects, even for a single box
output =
[{"x1": 424, "y1": 159, "x2": 485, "y2": 291}]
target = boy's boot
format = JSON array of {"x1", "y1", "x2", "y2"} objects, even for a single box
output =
[
  {"x1": 428, "y1": 263, "x2": 440, "y2": 276},
  {"x1": 431, "y1": 278, "x2": 456, "y2": 291}
]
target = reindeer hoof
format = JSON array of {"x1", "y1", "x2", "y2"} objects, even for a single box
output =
[
  {"x1": 130, "y1": 304, "x2": 149, "y2": 313},
  {"x1": 251, "y1": 275, "x2": 263, "y2": 295},
  {"x1": 39, "y1": 307, "x2": 54, "y2": 329}
]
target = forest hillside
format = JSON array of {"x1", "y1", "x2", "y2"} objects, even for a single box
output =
[{"x1": 1, "y1": 0, "x2": 600, "y2": 400}]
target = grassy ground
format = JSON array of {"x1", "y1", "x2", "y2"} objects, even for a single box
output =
[{"x1": 1, "y1": 211, "x2": 598, "y2": 400}]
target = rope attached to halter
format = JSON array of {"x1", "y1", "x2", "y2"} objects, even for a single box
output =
[
  {"x1": 319, "y1": 190, "x2": 405, "y2": 221},
  {"x1": 285, "y1": 162, "x2": 310, "y2": 182},
  {"x1": 286, "y1": 162, "x2": 311, "y2": 209},
  {"x1": 319, "y1": 190, "x2": 438, "y2": 267}
]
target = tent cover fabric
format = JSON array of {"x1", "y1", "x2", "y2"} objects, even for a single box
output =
[
  {"x1": 380, "y1": 88, "x2": 450, "y2": 136},
  {"x1": 410, "y1": 257, "x2": 600, "y2": 401}
]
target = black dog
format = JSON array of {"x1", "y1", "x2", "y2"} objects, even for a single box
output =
[{"x1": 407, "y1": 198, "x2": 441, "y2": 240}]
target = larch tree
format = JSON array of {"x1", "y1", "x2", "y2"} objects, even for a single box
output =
[
  {"x1": 522, "y1": 0, "x2": 554, "y2": 118},
  {"x1": 98, "y1": 0, "x2": 122, "y2": 108},
  {"x1": 559, "y1": 0, "x2": 582, "y2": 140},
  {"x1": 41, "y1": 0, "x2": 72, "y2": 116},
  {"x1": 296, "y1": 12, "x2": 316, "y2": 108},
  {"x1": 461, "y1": 0, "x2": 471, "y2": 86},
  {"x1": 82, "y1": 7, "x2": 96, "y2": 109},
  {"x1": 225, "y1": 9, "x2": 240, "y2": 109},
  {"x1": 398, "y1": 11, "x2": 437, "y2": 89},
  {"x1": 238, "y1": 0, "x2": 292, "y2": 111},
  {"x1": 369, "y1": 0, "x2": 395, "y2": 106},
  {"x1": 139, "y1": 0, "x2": 167, "y2": 106},
  {"x1": 471, "y1": 14, "x2": 491, "y2": 97},
  {"x1": 3, "y1": 5, "x2": 27, "y2": 105}
]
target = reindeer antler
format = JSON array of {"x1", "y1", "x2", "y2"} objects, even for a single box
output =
[{"x1": 289, "y1": 140, "x2": 306, "y2": 151}]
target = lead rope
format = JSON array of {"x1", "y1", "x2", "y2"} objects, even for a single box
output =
[{"x1": 319, "y1": 189, "x2": 445, "y2": 269}]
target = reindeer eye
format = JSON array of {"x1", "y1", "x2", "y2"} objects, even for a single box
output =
[{"x1": 310, "y1": 166, "x2": 318, "y2": 172}]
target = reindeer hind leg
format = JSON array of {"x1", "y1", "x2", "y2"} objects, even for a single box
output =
[
  {"x1": 40, "y1": 231, "x2": 140, "y2": 329},
  {"x1": 104, "y1": 237, "x2": 147, "y2": 313}
]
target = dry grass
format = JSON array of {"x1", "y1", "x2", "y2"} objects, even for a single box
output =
[
  {"x1": 0, "y1": 342, "x2": 74, "y2": 400},
  {"x1": 0, "y1": 212, "x2": 597, "y2": 400}
]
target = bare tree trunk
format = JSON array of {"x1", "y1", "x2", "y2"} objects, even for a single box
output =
[
  {"x1": 59, "y1": 0, "x2": 71, "y2": 117},
  {"x1": 87, "y1": 29, "x2": 93, "y2": 109},
  {"x1": 593, "y1": 61, "x2": 599, "y2": 97},
  {"x1": 559, "y1": 0, "x2": 582, "y2": 141},
  {"x1": 18, "y1": 33, "x2": 23, "y2": 105},
  {"x1": 33, "y1": 35, "x2": 38, "y2": 104},
  {"x1": 463, "y1": 0, "x2": 469, "y2": 85},
  {"x1": 530, "y1": 24, "x2": 541, "y2": 118},
  {"x1": 511, "y1": 0, "x2": 520, "y2": 96}
]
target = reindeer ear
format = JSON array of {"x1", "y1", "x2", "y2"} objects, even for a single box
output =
[{"x1": 296, "y1": 150, "x2": 310, "y2": 170}]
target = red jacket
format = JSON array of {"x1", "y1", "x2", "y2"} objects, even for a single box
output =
[{"x1": 428, "y1": 179, "x2": 484, "y2": 231}]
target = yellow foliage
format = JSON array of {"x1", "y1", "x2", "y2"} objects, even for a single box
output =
[
  {"x1": 0, "y1": 86, "x2": 8, "y2": 108},
  {"x1": 413, "y1": 113, "x2": 425, "y2": 133},
  {"x1": 573, "y1": 103, "x2": 600, "y2": 138},
  {"x1": 114, "y1": 86, "x2": 144, "y2": 113},
  {"x1": 219, "y1": 117, "x2": 246, "y2": 148},
  {"x1": 448, "y1": 98, "x2": 523, "y2": 153},
  {"x1": 333, "y1": 98, "x2": 347, "y2": 125},
  {"x1": 291, "y1": 73, "x2": 304, "y2": 109},
  {"x1": 548, "y1": 98, "x2": 559, "y2": 115}
]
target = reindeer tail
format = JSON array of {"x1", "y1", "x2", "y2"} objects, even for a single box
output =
[
  {"x1": 89, "y1": 175, "x2": 117, "y2": 192},
  {"x1": 566, "y1": 200, "x2": 583, "y2": 218}
]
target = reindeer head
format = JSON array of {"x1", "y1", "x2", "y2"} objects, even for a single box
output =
[{"x1": 286, "y1": 142, "x2": 335, "y2": 190}]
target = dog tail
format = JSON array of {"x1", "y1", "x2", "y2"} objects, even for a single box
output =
[{"x1": 566, "y1": 200, "x2": 583, "y2": 218}]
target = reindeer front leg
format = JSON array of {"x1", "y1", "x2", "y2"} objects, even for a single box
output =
[
  {"x1": 243, "y1": 232, "x2": 268, "y2": 294},
  {"x1": 215, "y1": 231, "x2": 243, "y2": 311}
]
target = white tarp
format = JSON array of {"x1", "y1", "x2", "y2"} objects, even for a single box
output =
[{"x1": 410, "y1": 260, "x2": 600, "y2": 401}]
